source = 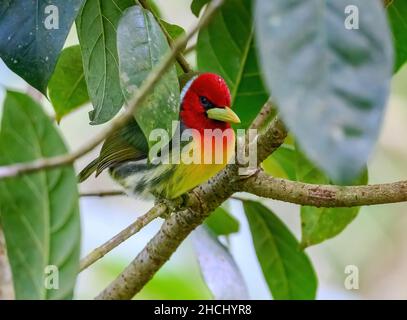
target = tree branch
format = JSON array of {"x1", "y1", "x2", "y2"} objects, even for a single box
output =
[
  {"x1": 79, "y1": 203, "x2": 167, "y2": 272},
  {"x1": 240, "y1": 170, "x2": 407, "y2": 207}
]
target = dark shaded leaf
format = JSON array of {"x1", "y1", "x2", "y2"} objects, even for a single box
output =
[
  {"x1": 205, "y1": 207, "x2": 239, "y2": 236},
  {"x1": 191, "y1": 0, "x2": 211, "y2": 17},
  {"x1": 0, "y1": 91, "x2": 81, "y2": 299},
  {"x1": 255, "y1": 0, "x2": 393, "y2": 182},
  {"x1": 192, "y1": 226, "x2": 249, "y2": 299},
  {"x1": 244, "y1": 201, "x2": 317, "y2": 300},
  {"x1": 0, "y1": 0, "x2": 83, "y2": 93},
  {"x1": 296, "y1": 149, "x2": 368, "y2": 248},
  {"x1": 197, "y1": 0, "x2": 268, "y2": 129},
  {"x1": 76, "y1": 0, "x2": 134, "y2": 124},
  {"x1": 48, "y1": 45, "x2": 89, "y2": 122},
  {"x1": 117, "y1": 6, "x2": 180, "y2": 147},
  {"x1": 387, "y1": 0, "x2": 407, "y2": 72}
]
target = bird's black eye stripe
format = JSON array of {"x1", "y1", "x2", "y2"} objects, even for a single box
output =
[{"x1": 199, "y1": 96, "x2": 214, "y2": 110}]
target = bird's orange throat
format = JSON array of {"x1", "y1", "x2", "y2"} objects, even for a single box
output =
[{"x1": 193, "y1": 128, "x2": 235, "y2": 165}]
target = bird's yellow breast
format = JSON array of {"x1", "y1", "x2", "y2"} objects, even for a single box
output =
[{"x1": 160, "y1": 129, "x2": 236, "y2": 199}]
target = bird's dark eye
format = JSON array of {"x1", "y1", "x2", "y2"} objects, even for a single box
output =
[{"x1": 199, "y1": 96, "x2": 214, "y2": 110}]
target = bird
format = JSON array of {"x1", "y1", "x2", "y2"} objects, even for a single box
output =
[{"x1": 79, "y1": 72, "x2": 240, "y2": 200}]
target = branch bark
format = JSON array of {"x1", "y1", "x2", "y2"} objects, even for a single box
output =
[{"x1": 241, "y1": 170, "x2": 407, "y2": 207}]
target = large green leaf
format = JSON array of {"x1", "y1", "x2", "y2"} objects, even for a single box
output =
[
  {"x1": 387, "y1": 0, "x2": 407, "y2": 72},
  {"x1": 255, "y1": 0, "x2": 393, "y2": 183},
  {"x1": 48, "y1": 45, "x2": 89, "y2": 122},
  {"x1": 117, "y1": 6, "x2": 180, "y2": 147},
  {"x1": 296, "y1": 149, "x2": 368, "y2": 248},
  {"x1": 0, "y1": 0, "x2": 83, "y2": 93},
  {"x1": 204, "y1": 207, "x2": 239, "y2": 236},
  {"x1": 244, "y1": 201, "x2": 317, "y2": 300},
  {"x1": 76, "y1": 0, "x2": 134, "y2": 124},
  {"x1": 197, "y1": 0, "x2": 268, "y2": 129},
  {"x1": 192, "y1": 226, "x2": 249, "y2": 299},
  {"x1": 0, "y1": 91, "x2": 81, "y2": 299}
]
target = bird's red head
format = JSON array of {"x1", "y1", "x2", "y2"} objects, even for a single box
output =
[{"x1": 180, "y1": 73, "x2": 240, "y2": 133}]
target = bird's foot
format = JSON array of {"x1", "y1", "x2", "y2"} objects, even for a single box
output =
[{"x1": 155, "y1": 196, "x2": 186, "y2": 219}]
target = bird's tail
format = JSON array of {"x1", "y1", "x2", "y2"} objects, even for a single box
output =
[{"x1": 77, "y1": 158, "x2": 99, "y2": 183}]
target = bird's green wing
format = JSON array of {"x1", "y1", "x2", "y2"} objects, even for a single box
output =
[{"x1": 78, "y1": 119, "x2": 148, "y2": 182}]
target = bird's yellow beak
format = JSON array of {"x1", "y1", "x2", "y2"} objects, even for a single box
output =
[{"x1": 206, "y1": 107, "x2": 241, "y2": 124}]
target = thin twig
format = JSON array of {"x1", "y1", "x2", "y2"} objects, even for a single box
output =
[
  {"x1": 80, "y1": 190, "x2": 125, "y2": 197},
  {"x1": 79, "y1": 203, "x2": 167, "y2": 272}
]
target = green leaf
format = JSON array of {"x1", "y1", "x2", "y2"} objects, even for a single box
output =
[
  {"x1": 192, "y1": 226, "x2": 249, "y2": 299},
  {"x1": 387, "y1": 0, "x2": 407, "y2": 72},
  {"x1": 255, "y1": 0, "x2": 393, "y2": 183},
  {"x1": 244, "y1": 201, "x2": 317, "y2": 300},
  {"x1": 0, "y1": 0, "x2": 83, "y2": 93},
  {"x1": 160, "y1": 20, "x2": 185, "y2": 41},
  {"x1": 296, "y1": 149, "x2": 368, "y2": 248},
  {"x1": 76, "y1": 0, "x2": 134, "y2": 124},
  {"x1": 191, "y1": 0, "x2": 211, "y2": 17},
  {"x1": 197, "y1": 0, "x2": 268, "y2": 129},
  {"x1": 204, "y1": 207, "x2": 239, "y2": 236},
  {"x1": 117, "y1": 6, "x2": 180, "y2": 147},
  {"x1": 262, "y1": 144, "x2": 297, "y2": 180},
  {"x1": 0, "y1": 91, "x2": 81, "y2": 299},
  {"x1": 48, "y1": 45, "x2": 89, "y2": 122}
]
